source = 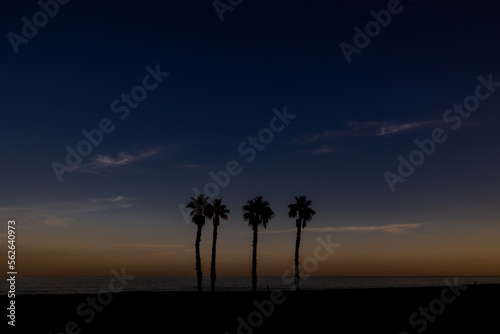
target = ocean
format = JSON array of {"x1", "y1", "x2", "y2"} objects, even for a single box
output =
[{"x1": 2, "y1": 276, "x2": 500, "y2": 295}]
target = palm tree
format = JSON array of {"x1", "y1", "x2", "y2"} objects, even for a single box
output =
[
  {"x1": 242, "y1": 196, "x2": 275, "y2": 292},
  {"x1": 186, "y1": 194, "x2": 213, "y2": 292},
  {"x1": 209, "y1": 198, "x2": 230, "y2": 292},
  {"x1": 288, "y1": 196, "x2": 316, "y2": 291}
]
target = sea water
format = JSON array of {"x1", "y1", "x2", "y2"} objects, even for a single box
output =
[{"x1": 1, "y1": 276, "x2": 500, "y2": 295}]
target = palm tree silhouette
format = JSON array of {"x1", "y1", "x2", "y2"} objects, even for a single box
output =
[
  {"x1": 209, "y1": 198, "x2": 230, "y2": 292},
  {"x1": 186, "y1": 194, "x2": 213, "y2": 292},
  {"x1": 288, "y1": 196, "x2": 316, "y2": 291},
  {"x1": 242, "y1": 196, "x2": 275, "y2": 292}
]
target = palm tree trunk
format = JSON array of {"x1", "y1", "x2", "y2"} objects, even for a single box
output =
[
  {"x1": 195, "y1": 224, "x2": 203, "y2": 292},
  {"x1": 252, "y1": 224, "x2": 258, "y2": 293},
  {"x1": 210, "y1": 218, "x2": 219, "y2": 292},
  {"x1": 294, "y1": 224, "x2": 302, "y2": 291}
]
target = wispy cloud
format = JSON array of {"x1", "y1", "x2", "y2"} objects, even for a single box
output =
[
  {"x1": 107, "y1": 196, "x2": 127, "y2": 202},
  {"x1": 112, "y1": 243, "x2": 184, "y2": 248},
  {"x1": 308, "y1": 145, "x2": 335, "y2": 155},
  {"x1": 180, "y1": 162, "x2": 215, "y2": 169},
  {"x1": 262, "y1": 223, "x2": 425, "y2": 234},
  {"x1": 295, "y1": 120, "x2": 440, "y2": 145},
  {"x1": 74, "y1": 147, "x2": 163, "y2": 171},
  {"x1": 0, "y1": 196, "x2": 133, "y2": 227},
  {"x1": 43, "y1": 215, "x2": 72, "y2": 227},
  {"x1": 90, "y1": 196, "x2": 133, "y2": 209},
  {"x1": 0, "y1": 196, "x2": 133, "y2": 215},
  {"x1": 375, "y1": 121, "x2": 437, "y2": 136},
  {"x1": 308, "y1": 223, "x2": 425, "y2": 233},
  {"x1": 295, "y1": 130, "x2": 342, "y2": 145}
]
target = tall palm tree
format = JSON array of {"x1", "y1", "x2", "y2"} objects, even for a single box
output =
[
  {"x1": 209, "y1": 198, "x2": 230, "y2": 292},
  {"x1": 242, "y1": 196, "x2": 275, "y2": 292},
  {"x1": 288, "y1": 196, "x2": 316, "y2": 291},
  {"x1": 186, "y1": 194, "x2": 213, "y2": 292}
]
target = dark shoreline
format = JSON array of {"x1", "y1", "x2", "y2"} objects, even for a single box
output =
[{"x1": 4, "y1": 284, "x2": 499, "y2": 333}]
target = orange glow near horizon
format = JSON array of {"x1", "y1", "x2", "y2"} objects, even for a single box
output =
[{"x1": 9, "y1": 220, "x2": 500, "y2": 277}]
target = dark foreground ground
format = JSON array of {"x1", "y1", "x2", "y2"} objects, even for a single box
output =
[{"x1": 3, "y1": 284, "x2": 499, "y2": 333}]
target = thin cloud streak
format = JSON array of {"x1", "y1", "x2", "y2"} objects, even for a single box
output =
[
  {"x1": 75, "y1": 148, "x2": 163, "y2": 171},
  {"x1": 180, "y1": 162, "x2": 215, "y2": 169},
  {"x1": 43, "y1": 215, "x2": 71, "y2": 227},
  {"x1": 308, "y1": 223, "x2": 425, "y2": 233},
  {"x1": 0, "y1": 196, "x2": 133, "y2": 227},
  {"x1": 90, "y1": 196, "x2": 133, "y2": 209},
  {"x1": 262, "y1": 223, "x2": 425, "y2": 234},
  {"x1": 112, "y1": 243, "x2": 184, "y2": 248},
  {"x1": 295, "y1": 120, "x2": 441, "y2": 145},
  {"x1": 376, "y1": 121, "x2": 436, "y2": 136},
  {"x1": 308, "y1": 145, "x2": 335, "y2": 155}
]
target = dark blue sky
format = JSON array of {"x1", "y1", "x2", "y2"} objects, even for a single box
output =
[{"x1": 1, "y1": 0, "x2": 500, "y2": 275}]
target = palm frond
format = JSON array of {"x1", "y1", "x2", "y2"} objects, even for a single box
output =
[{"x1": 288, "y1": 195, "x2": 316, "y2": 229}]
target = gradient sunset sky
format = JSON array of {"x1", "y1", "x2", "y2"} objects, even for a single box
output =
[{"x1": 1, "y1": 0, "x2": 499, "y2": 277}]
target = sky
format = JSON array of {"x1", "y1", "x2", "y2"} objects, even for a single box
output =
[{"x1": 1, "y1": 0, "x2": 499, "y2": 277}]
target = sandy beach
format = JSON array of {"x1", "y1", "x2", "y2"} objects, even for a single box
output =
[{"x1": 4, "y1": 284, "x2": 499, "y2": 333}]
